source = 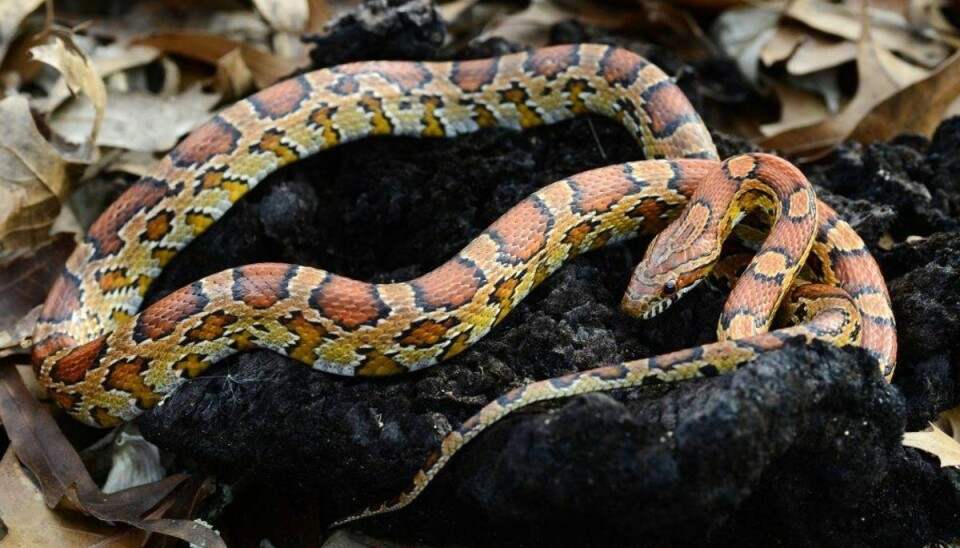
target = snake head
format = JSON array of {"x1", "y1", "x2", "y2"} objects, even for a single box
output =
[{"x1": 621, "y1": 205, "x2": 720, "y2": 320}]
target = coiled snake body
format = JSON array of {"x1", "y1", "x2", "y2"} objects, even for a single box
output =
[{"x1": 32, "y1": 44, "x2": 896, "y2": 522}]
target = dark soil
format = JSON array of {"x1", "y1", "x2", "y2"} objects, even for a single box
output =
[{"x1": 133, "y1": 1, "x2": 960, "y2": 546}]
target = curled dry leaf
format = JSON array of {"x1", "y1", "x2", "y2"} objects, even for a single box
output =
[
  {"x1": 31, "y1": 29, "x2": 107, "y2": 146},
  {"x1": 712, "y1": 6, "x2": 781, "y2": 86},
  {"x1": 0, "y1": 0, "x2": 44, "y2": 65},
  {"x1": 903, "y1": 406, "x2": 960, "y2": 468},
  {"x1": 50, "y1": 86, "x2": 220, "y2": 152},
  {"x1": 786, "y1": 0, "x2": 951, "y2": 68},
  {"x1": 760, "y1": 14, "x2": 948, "y2": 159},
  {"x1": 0, "y1": 363, "x2": 225, "y2": 547},
  {"x1": 0, "y1": 447, "x2": 145, "y2": 546},
  {"x1": 0, "y1": 96, "x2": 88, "y2": 258},
  {"x1": 850, "y1": 49, "x2": 960, "y2": 144}
]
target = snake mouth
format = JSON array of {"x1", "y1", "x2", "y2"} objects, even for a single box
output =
[{"x1": 638, "y1": 279, "x2": 702, "y2": 320}]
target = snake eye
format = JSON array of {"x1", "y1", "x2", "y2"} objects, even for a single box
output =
[{"x1": 663, "y1": 279, "x2": 677, "y2": 295}]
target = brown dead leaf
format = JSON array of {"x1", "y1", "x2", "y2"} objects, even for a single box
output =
[
  {"x1": 133, "y1": 32, "x2": 300, "y2": 89},
  {"x1": 903, "y1": 406, "x2": 960, "y2": 467},
  {"x1": 481, "y1": 0, "x2": 573, "y2": 47},
  {"x1": 0, "y1": 232, "x2": 75, "y2": 354},
  {"x1": 787, "y1": 0, "x2": 951, "y2": 68},
  {"x1": 50, "y1": 86, "x2": 220, "y2": 152},
  {"x1": 712, "y1": 6, "x2": 781, "y2": 86},
  {"x1": 0, "y1": 447, "x2": 147, "y2": 546},
  {"x1": 0, "y1": 95, "x2": 88, "y2": 258},
  {"x1": 760, "y1": 12, "x2": 933, "y2": 159},
  {"x1": 0, "y1": 362, "x2": 225, "y2": 547},
  {"x1": 31, "y1": 29, "x2": 107, "y2": 146},
  {"x1": 850, "y1": 49, "x2": 960, "y2": 144},
  {"x1": 254, "y1": 0, "x2": 310, "y2": 33},
  {"x1": 786, "y1": 38, "x2": 856, "y2": 75},
  {"x1": 760, "y1": 82, "x2": 832, "y2": 137},
  {"x1": 0, "y1": 0, "x2": 44, "y2": 66},
  {"x1": 212, "y1": 47, "x2": 255, "y2": 100},
  {"x1": 761, "y1": 22, "x2": 804, "y2": 66}
]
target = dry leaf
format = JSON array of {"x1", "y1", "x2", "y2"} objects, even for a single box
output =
[
  {"x1": 850, "y1": 49, "x2": 960, "y2": 143},
  {"x1": 712, "y1": 6, "x2": 782, "y2": 86},
  {"x1": 50, "y1": 86, "x2": 220, "y2": 152},
  {"x1": 0, "y1": 232, "x2": 75, "y2": 353},
  {"x1": 481, "y1": 0, "x2": 574, "y2": 47},
  {"x1": 760, "y1": 12, "x2": 929, "y2": 159},
  {"x1": 760, "y1": 82, "x2": 832, "y2": 136},
  {"x1": 31, "y1": 29, "x2": 107, "y2": 145},
  {"x1": 0, "y1": 363, "x2": 225, "y2": 547},
  {"x1": 786, "y1": 38, "x2": 856, "y2": 75},
  {"x1": 0, "y1": 0, "x2": 44, "y2": 65},
  {"x1": 903, "y1": 406, "x2": 960, "y2": 467},
  {"x1": 0, "y1": 96, "x2": 88, "y2": 258},
  {"x1": 212, "y1": 47, "x2": 255, "y2": 100},
  {"x1": 254, "y1": 0, "x2": 310, "y2": 33},
  {"x1": 787, "y1": 0, "x2": 951, "y2": 68},
  {"x1": 761, "y1": 22, "x2": 805, "y2": 66},
  {"x1": 133, "y1": 32, "x2": 300, "y2": 89},
  {"x1": 0, "y1": 448, "x2": 146, "y2": 546}
]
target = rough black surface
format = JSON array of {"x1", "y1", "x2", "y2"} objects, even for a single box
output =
[{"x1": 133, "y1": 2, "x2": 960, "y2": 546}]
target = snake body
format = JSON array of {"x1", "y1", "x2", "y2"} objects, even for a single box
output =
[{"x1": 31, "y1": 44, "x2": 896, "y2": 521}]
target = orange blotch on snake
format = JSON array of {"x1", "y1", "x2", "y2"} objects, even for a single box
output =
[
  {"x1": 234, "y1": 264, "x2": 291, "y2": 309},
  {"x1": 413, "y1": 260, "x2": 482, "y2": 310},
  {"x1": 451, "y1": 58, "x2": 498, "y2": 93},
  {"x1": 257, "y1": 131, "x2": 300, "y2": 165},
  {"x1": 725, "y1": 155, "x2": 757, "y2": 180},
  {"x1": 489, "y1": 200, "x2": 549, "y2": 262},
  {"x1": 400, "y1": 318, "x2": 457, "y2": 347},
  {"x1": 356, "y1": 351, "x2": 407, "y2": 376},
  {"x1": 170, "y1": 117, "x2": 240, "y2": 167},
  {"x1": 40, "y1": 274, "x2": 82, "y2": 323},
  {"x1": 601, "y1": 47, "x2": 645, "y2": 86},
  {"x1": 143, "y1": 211, "x2": 173, "y2": 241},
  {"x1": 523, "y1": 45, "x2": 577, "y2": 79},
  {"x1": 855, "y1": 292, "x2": 893, "y2": 321},
  {"x1": 642, "y1": 83, "x2": 694, "y2": 138},
  {"x1": 313, "y1": 276, "x2": 385, "y2": 329},
  {"x1": 279, "y1": 311, "x2": 329, "y2": 364},
  {"x1": 573, "y1": 172, "x2": 633, "y2": 213},
  {"x1": 48, "y1": 337, "x2": 105, "y2": 384},
  {"x1": 87, "y1": 179, "x2": 169, "y2": 257},
  {"x1": 184, "y1": 311, "x2": 238, "y2": 342},
  {"x1": 134, "y1": 285, "x2": 208, "y2": 341},
  {"x1": 629, "y1": 198, "x2": 670, "y2": 232},
  {"x1": 96, "y1": 270, "x2": 132, "y2": 293},
  {"x1": 32, "y1": 333, "x2": 78, "y2": 367},
  {"x1": 248, "y1": 76, "x2": 311, "y2": 119},
  {"x1": 724, "y1": 314, "x2": 759, "y2": 339},
  {"x1": 104, "y1": 357, "x2": 162, "y2": 409},
  {"x1": 787, "y1": 188, "x2": 813, "y2": 219},
  {"x1": 828, "y1": 225, "x2": 866, "y2": 253},
  {"x1": 752, "y1": 250, "x2": 789, "y2": 279},
  {"x1": 562, "y1": 222, "x2": 594, "y2": 251}
]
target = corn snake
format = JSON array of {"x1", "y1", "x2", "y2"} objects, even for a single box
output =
[{"x1": 30, "y1": 44, "x2": 896, "y2": 522}]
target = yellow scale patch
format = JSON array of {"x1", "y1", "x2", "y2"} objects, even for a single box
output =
[
  {"x1": 420, "y1": 96, "x2": 445, "y2": 137},
  {"x1": 356, "y1": 351, "x2": 407, "y2": 376}
]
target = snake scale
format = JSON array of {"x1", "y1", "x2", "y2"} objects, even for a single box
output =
[{"x1": 31, "y1": 44, "x2": 897, "y2": 523}]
